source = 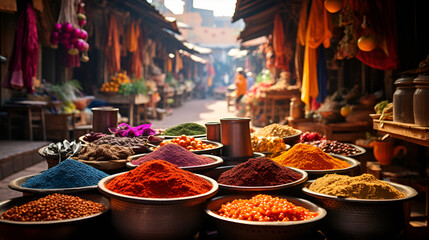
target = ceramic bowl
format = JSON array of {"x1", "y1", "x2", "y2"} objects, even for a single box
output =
[
  {"x1": 282, "y1": 129, "x2": 302, "y2": 146},
  {"x1": 205, "y1": 194, "x2": 326, "y2": 240},
  {"x1": 98, "y1": 173, "x2": 218, "y2": 240}
]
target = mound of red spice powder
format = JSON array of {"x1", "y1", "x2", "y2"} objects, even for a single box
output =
[
  {"x1": 218, "y1": 157, "x2": 302, "y2": 186},
  {"x1": 105, "y1": 160, "x2": 212, "y2": 198},
  {"x1": 131, "y1": 143, "x2": 215, "y2": 167}
]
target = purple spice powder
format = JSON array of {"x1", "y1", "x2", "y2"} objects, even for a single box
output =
[{"x1": 131, "y1": 143, "x2": 215, "y2": 167}]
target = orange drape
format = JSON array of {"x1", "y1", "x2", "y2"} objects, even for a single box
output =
[
  {"x1": 301, "y1": 0, "x2": 332, "y2": 105},
  {"x1": 273, "y1": 13, "x2": 289, "y2": 71},
  {"x1": 106, "y1": 14, "x2": 121, "y2": 74},
  {"x1": 175, "y1": 51, "x2": 183, "y2": 73}
]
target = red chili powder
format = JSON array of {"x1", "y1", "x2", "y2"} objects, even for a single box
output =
[
  {"x1": 105, "y1": 160, "x2": 212, "y2": 198},
  {"x1": 218, "y1": 157, "x2": 302, "y2": 186},
  {"x1": 131, "y1": 143, "x2": 215, "y2": 167}
]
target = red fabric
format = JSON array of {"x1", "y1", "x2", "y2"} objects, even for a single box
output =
[
  {"x1": 352, "y1": 0, "x2": 399, "y2": 70},
  {"x1": 3, "y1": 3, "x2": 39, "y2": 92}
]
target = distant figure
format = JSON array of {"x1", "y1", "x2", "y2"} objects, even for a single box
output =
[
  {"x1": 246, "y1": 72, "x2": 255, "y2": 90},
  {"x1": 234, "y1": 67, "x2": 247, "y2": 110}
]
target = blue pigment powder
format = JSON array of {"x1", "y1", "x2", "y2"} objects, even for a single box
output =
[{"x1": 22, "y1": 159, "x2": 109, "y2": 189}]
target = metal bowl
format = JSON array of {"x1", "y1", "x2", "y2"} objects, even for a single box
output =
[
  {"x1": 126, "y1": 154, "x2": 224, "y2": 172},
  {"x1": 218, "y1": 167, "x2": 308, "y2": 193},
  {"x1": 302, "y1": 180, "x2": 417, "y2": 240},
  {"x1": 205, "y1": 194, "x2": 326, "y2": 240},
  {"x1": 0, "y1": 192, "x2": 110, "y2": 240},
  {"x1": 161, "y1": 134, "x2": 206, "y2": 139},
  {"x1": 8, "y1": 174, "x2": 98, "y2": 195},
  {"x1": 303, "y1": 154, "x2": 361, "y2": 180},
  {"x1": 282, "y1": 129, "x2": 302, "y2": 146},
  {"x1": 98, "y1": 173, "x2": 218, "y2": 240},
  {"x1": 155, "y1": 140, "x2": 223, "y2": 155}
]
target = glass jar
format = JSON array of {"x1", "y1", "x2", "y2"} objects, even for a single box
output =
[
  {"x1": 413, "y1": 73, "x2": 429, "y2": 126},
  {"x1": 393, "y1": 75, "x2": 415, "y2": 123}
]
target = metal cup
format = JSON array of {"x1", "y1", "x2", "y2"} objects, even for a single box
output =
[
  {"x1": 220, "y1": 118, "x2": 253, "y2": 158},
  {"x1": 205, "y1": 122, "x2": 221, "y2": 142},
  {"x1": 91, "y1": 107, "x2": 119, "y2": 134}
]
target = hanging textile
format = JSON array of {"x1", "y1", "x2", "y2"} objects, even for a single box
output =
[
  {"x1": 167, "y1": 58, "x2": 173, "y2": 72},
  {"x1": 175, "y1": 51, "x2": 183, "y2": 73},
  {"x1": 3, "y1": 3, "x2": 39, "y2": 93},
  {"x1": 126, "y1": 21, "x2": 138, "y2": 53},
  {"x1": 301, "y1": 0, "x2": 332, "y2": 105},
  {"x1": 130, "y1": 22, "x2": 143, "y2": 79},
  {"x1": 273, "y1": 13, "x2": 289, "y2": 71},
  {"x1": 297, "y1": 0, "x2": 310, "y2": 46},
  {"x1": 106, "y1": 14, "x2": 121, "y2": 74},
  {"x1": 316, "y1": 46, "x2": 328, "y2": 103},
  {"x1": 352, "y1": 0, "x2": 399, "y2": 70}
]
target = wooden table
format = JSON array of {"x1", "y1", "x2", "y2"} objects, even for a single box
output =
[
  {"x1": 5, "y1": 101, "x2": 47, "y2": 141},
  {"x1": 95, "y1": 92, "x2": 149, "y2": 126}
]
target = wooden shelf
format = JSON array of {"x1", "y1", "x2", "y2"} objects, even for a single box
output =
[{"x1": 373, "y1": 120, "x2": 429, "y2": 147}]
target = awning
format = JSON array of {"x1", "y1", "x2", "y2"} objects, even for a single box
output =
[
  {"x1": 114, "y1": 0, "x2": 180, "y2": 34},
  {"x1": 233, "y1": 0, "x2": 301, "y2": 42}
]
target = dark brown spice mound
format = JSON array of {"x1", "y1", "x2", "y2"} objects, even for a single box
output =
[
  {"x1": 218, "y1": 157, "x2": 302, "y2": 186},
  {"x1": 77, "y1": 143, "x2": 134, "y2": 161}
]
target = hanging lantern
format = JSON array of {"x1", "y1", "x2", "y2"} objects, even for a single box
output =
[
  {"x1": 324, "y1": 0, "x2": 342, "y2": 13},
  {"x1": 357, "y1": 35, "x2": 377, "y2": 51}
]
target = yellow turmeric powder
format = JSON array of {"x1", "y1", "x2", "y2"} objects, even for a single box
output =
[
  {"x1": 308, "y1": 173, "x2": 406, "y2": 199},
  {"x1": 271, "y1": 143, "x2": 350, "y2": 170}
]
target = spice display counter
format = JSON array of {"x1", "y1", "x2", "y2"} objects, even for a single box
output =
[{"x1": 373, "y1": 119, "x2": 429, "y2": 147}]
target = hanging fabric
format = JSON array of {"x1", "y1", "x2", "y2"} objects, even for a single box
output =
[
  {"x1": 175, "y1": 50, "x2": 183, "y2": 73},
  {"x1": 106, "y1": 14, "x2": 121, "y2": 74},
  {"x1": 273, "y1": 13, "x2": 289, "y2": 72},
  {"x1": 301, "y1": 0, "x2": 332, "y2": 106},
  {"x1": 3, "y1": 3, "x2": 39, "y2": 93},
  {"x1": 130, "y1": 21, "x2": 143, "y2": 79},
  {"x1": 352, "y1": 0, "x2": 399, "y2": 70}
]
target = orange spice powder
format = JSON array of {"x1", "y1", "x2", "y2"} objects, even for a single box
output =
[{"x1": 271, "y1": 143, "x2": 350, "y2": 170}]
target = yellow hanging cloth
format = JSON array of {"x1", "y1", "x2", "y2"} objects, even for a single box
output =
[{"x1": 301, "y1": 0, "x2": 332, "y2": 105}]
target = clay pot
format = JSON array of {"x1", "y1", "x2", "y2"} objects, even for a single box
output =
[{"x1": 370, "y1": 141, "x2": 406, "y2": 165}]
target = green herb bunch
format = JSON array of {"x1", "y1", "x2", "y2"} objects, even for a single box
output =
[{"x1": 119, "y1": 77, "x2": 148, "y2": 96}]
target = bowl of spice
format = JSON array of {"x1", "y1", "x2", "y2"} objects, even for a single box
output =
[
  {"x1": 0, "y1": 193, "x2": 109, "y2": 240},
  {"x1": 205, "y1": 194, "x2": 326, "y2": 240},
  {"x1": 8, "y1": 159, "x2": 109, "y2": 194},
  {"x1": 302, "y1": 174, "x2": 417, "y2": 240},
  {"x1": 98, "y1": 160, "x2": 218, "y2": 240},
  {"x1": 216, "y1": 157, "x2": 308, "y2": 193},
  {"x1": 71, "y1": 143, "x2": 136, "y2": 172},
  {"x1": 303, "y1": 140, "x2": 366, "y2": 157},
  {"x1": 126, "y1": 143, "x2": 223, "y2": 172},
  {"x1": 271, "y1": 143, "x2": 360, "y2": 179},
  {"x1": 161, "y1": 122, "x2": 207, "y2": 139},
  {"x1": 252, "y1": 123, "x2": 302, "y2": 146},
  {"x1": 157, "y1": 135, "x2": 223, "y2": 155}
]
